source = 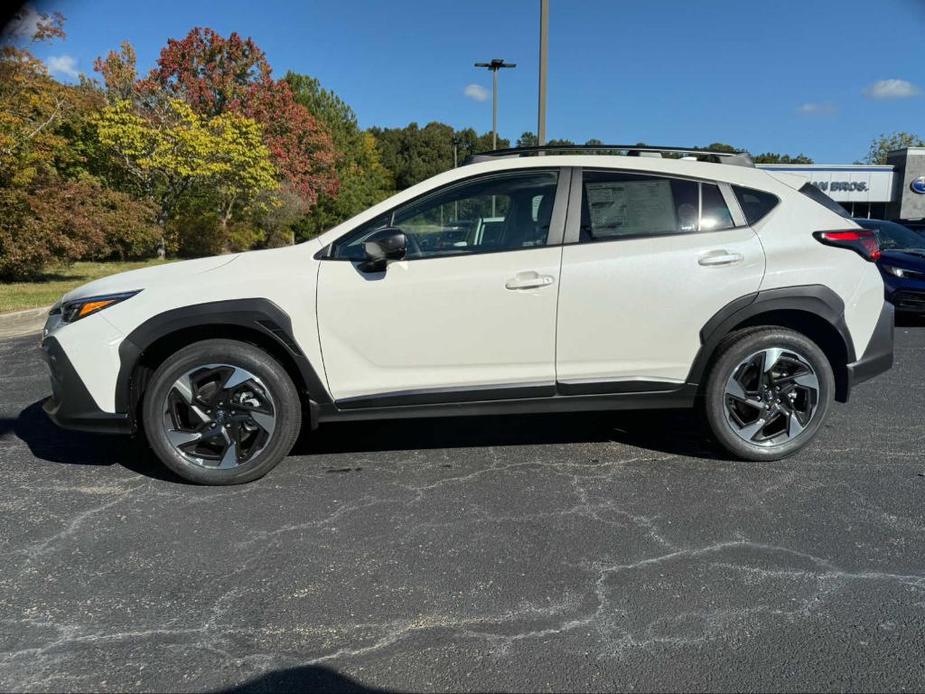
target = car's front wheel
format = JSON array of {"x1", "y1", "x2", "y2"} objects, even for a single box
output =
[
  {"x1": 704, "y1": 328, "x2": 835, "y2": 461},
  {"x1": 142, "y1": 339, "x2": 301, "y2": 484}
]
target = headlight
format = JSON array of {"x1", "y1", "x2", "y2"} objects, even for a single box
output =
[
  {"x1": 61, "y1": 290, "x2": 141, "y2": 323},
  {"x1": 883, "y1": 265, "x2": 925, "y2": 281}
]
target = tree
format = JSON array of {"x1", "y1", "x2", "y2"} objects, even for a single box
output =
[
  {"x1": 0, "y1": 9, "x2": 155, "y2": 279},
  {"x1": 753, "y1": 152, "x2": 814, "y2": 164},
  {"x1": 370, "y1": 122, "x2": 507, "y2": 190},
  {"x1": 516, "y1": 132, "x2": 577, "y2": 148},
  {"x1": 94, "y1": 41, "x2": 138, "y2": 102},
  {"x1": 863, "y1": 132, "x2": 925, "y2": 165},
  {"x1": 701, "y1": 142, "x2": 738, "y2": 153},
  {"x1": 285, "y1": 72, "x2": 390, "y2": 239},
  {"x1": 94, "y1": 98, "x2": 278, "y2": 253},
  {"x1": 143, "y1": 27, "x2": 271, "y2": 117},
  {"x1": 141, "y1": 29, "x2": 337, "y2": 210}
]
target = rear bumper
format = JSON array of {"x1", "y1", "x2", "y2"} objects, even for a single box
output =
[
  {"x1": 846, "y1": 301, "x2": 894, "y2": 390},
  {"x1": 41, "y1": 336, "x2": 131, "y2": 435}
]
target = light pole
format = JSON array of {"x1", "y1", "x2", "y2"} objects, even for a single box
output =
[
  {"x1": 537, "y1": 0, "x2": 548, "y2": 146},
  {"x1": 474, "y1": 58, "x2": 516, "y2": 150}
]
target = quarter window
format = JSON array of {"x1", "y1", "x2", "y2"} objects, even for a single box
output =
[
  {"x1": 331, "y1": 171, "x2": 559, "y2": 260},
  {"x1": 732, "y1": 185, "x2": 780, "y2": 225},
  {"x1": 578, "y1": 171, "x2": 735, "y2": 242}
]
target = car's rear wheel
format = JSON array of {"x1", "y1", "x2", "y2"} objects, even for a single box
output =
[
  {"x1": 142, "y1": 339, "x2": 301, "y2": 484},
  {"x1": 703, "y1": 328, "x2": 834, "y2": 461}
]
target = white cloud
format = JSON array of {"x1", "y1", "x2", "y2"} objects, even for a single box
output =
[
  {"x1": 863, "y1": 79, "x2": 921, "y2": 100},
  {"x1": 4, "y1": 5, "x2": 43, "y2": 39},
  {"x1": 797, "y1": 102, "x2": 837, "y2": 115},
  {"x1": 46, "y1": 55, "x2": 80, "y2": 79},
  {"x1": 464, "y1": 83, "x2": 489, "y2": 102}
]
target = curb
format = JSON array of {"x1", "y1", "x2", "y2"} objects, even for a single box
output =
[{"x1": 0, "y1": 305, "x2": 51, "y2": 340}]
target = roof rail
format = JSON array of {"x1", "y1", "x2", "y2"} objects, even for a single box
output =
[{"x1": 465, "y1": 144, "x2": 755, "y2": 168}]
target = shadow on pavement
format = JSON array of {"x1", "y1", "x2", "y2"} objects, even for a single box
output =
[
  {"x1": 299, "y1": 408, "x2": 721, "y2": 461},
  {"x1": 222, "y1": 664, "x2": 391, "y2": 693},
  {"x1": 1, "y1": 398, "x2": 723, "y2": 481},
  {"x1": 0, "y1": 400, "x2": 182, "y2": 482},
  {"x1": 896, "y1": 313, "x2": 925, "y2": 328}
]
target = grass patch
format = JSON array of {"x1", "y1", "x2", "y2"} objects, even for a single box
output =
[{"x1": 0, "y1": 259, "x2": 170, "y2": 314}]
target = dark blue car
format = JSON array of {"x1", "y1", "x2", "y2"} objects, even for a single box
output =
[{"x1": 854, "y1": 218, "x2": 925, "y2": 314}]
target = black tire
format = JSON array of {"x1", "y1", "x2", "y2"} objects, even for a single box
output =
[
  {"x1": 703, "y1": 327, "x2": 835, "y2": 461},
  {"x1": 142, "y1": 339, "x2": 301, "y2": 484}
]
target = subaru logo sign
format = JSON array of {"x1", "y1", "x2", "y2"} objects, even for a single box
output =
[{"x1": 911, "y1": 176, "x2": 925, "y2": 194}]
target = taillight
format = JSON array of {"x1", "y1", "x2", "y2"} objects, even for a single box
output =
[{"x1": 813, "y1": 229, "x2": 881, "y2": 262}]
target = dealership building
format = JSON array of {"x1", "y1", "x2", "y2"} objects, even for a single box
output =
[{"x1": 757, "y1": 146, "x2": 925, "y2": 224}]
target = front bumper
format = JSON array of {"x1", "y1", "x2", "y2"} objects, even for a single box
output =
[
  {"x1": 846, "y1": 301, "x2": 894, "y2": 390},
  {"x1": 41, "y1": 336, "x2": 131, "y2": 434},
  {"x1": 883, "y1": 273, "x2": 925, "y2": 313}
]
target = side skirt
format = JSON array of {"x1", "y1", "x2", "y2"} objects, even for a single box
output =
[{"x1": 317, "y1": 384, "x2": 698, "y2": 423}]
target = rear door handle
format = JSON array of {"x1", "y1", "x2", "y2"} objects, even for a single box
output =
[
  {"x1": 698, "y1": 250, "x2": 744, "y2": 267},
  {"x1": 505, "y1": 271, "x2": 555, "y2": 290}
]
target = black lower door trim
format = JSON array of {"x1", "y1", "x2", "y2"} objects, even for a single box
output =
[
  {"x1": 556, "y1": 379, "x2": 683, "y2": 396},
  {"x1": 335, "y1": 382, "x2": 556, "y2": 410},
  {"x1": 320, "y1": 385, "x2": 698, "y2": 423}
]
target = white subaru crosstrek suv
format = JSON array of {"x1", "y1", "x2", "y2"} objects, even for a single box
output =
[{"x1": 41, "y1": 146, "x2": 893, "y2": 484}]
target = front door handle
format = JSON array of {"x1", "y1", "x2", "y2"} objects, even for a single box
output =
[
  {"x1": 505, "y1": 271, "x2": 555, "y2": 290},
  {"x1": 698, "y1": 250, "x2": 744, "y2": 267}
]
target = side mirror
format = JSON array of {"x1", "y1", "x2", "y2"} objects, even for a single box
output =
[{"x1": 359, "y1": 228, "x2": 407, "y2": 273}]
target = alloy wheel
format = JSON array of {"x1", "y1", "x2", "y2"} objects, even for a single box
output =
[
  {"x1": 161, "y1": 364, "x2": 276, "y2": 469},
  {"x1": 723, "y1": 348, "x2": 820, "y2": 447}
]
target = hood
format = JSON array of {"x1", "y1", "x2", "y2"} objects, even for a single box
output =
[
  {"x1": 879, "y1": 249, "x2": 925, "y2": 273},
  {"x1": 62, "y1": 255, "x2": 239, "y2": 303}
]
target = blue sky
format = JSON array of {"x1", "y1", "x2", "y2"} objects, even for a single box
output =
[{"x1": 10, "y1": 0, "x2": 925, "y2": 162}]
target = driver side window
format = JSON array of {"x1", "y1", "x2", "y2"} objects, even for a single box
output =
[{"x1": 330, "y1": 171, "x2": 559, "y2": 260}]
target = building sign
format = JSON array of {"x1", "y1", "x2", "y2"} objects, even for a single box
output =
[
  {"x1": 758, "y1": 165, "x2": 894, "y2": 203},
  {"x1": 812, "y1": 180, "x2": 869, "y2": 193},
  {"x1": 911, "y1": 176, "x2": 925, "y2": 194}
]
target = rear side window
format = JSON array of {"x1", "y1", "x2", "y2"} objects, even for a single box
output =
[
  {"x1": 700, "y1": 184, "x2": 735, "y2": 231},
  {"x1": 579, "y1": 171, "x2": 735, "y2": 242},
  {"x1": 732, "y1": 186, "x2": 780, "y2": 225},
  {"x1": 797, "y1": 182, "x2": 851, "y2": 218}
]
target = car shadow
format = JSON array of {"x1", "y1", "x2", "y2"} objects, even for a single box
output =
[
  {"x1": 1, "y1": 398, "x2": 723, "y2": 481},
  {"x1": 220, "y1": 664, "x2": 391, "y2": 693},
  {"x1": 895, "y1": 313, "x2": 925, "y2": 328},
  {"x1": 297, "y1": 407, "x2": 721, "y2": 461},
  {"x1": 0, "y1": 400, "x2": 183, "y2": 482}
]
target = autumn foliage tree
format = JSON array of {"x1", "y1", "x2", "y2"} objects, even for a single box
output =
[
  {"x1": 142, "y1": 28, "x2": 337, "y2": 209},
  {"x1": 94, "y1": 99, "x2": 278, "y2": 253},
  {"x1": 0, "y1": 11, "x2": 160, "y2": 279}
]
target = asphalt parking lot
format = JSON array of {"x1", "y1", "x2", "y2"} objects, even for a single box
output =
[{"x1": 1, "y1": 324, "x2": 925, "y2": 693}]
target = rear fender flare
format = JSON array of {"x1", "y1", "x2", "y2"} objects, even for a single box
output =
[{"x1": 686, "y1": 284, "x2": 855, "y2": 395}]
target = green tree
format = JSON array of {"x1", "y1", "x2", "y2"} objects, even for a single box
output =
[
  {"x1": 94, "y1": 98, "x2": 278, "y2": 253},
  {"x1": 285, "y1": 72, "x2": 390, "y2": 239},
  {"x1": 701, "y1": 142, "x2": 738, "y2": 153},
  {"x1": 370, "y1": 122, "x2": 507, "y2": 190},
  {"x1": 753, "y1": 152, "x2": 814, "y2": 164},
  {"x1": 863, "y1": 131, "x2": 925, "y2": 164}
]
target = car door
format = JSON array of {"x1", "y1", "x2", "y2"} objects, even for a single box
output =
[
  {"x1": 316, "y1": 168, "x2": 570, "y2": 405},
  {"x1": 555, "y1": 168, "x2": 765, "y2": 391}
]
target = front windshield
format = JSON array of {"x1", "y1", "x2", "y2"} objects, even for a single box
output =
[{"x1": 859, "y1": 220, "x2": 925, "y2": 251}]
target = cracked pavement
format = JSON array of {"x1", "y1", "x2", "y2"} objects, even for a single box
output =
[{"x1": 1, "y1": 326, "x2": 925, "y2": 692}]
